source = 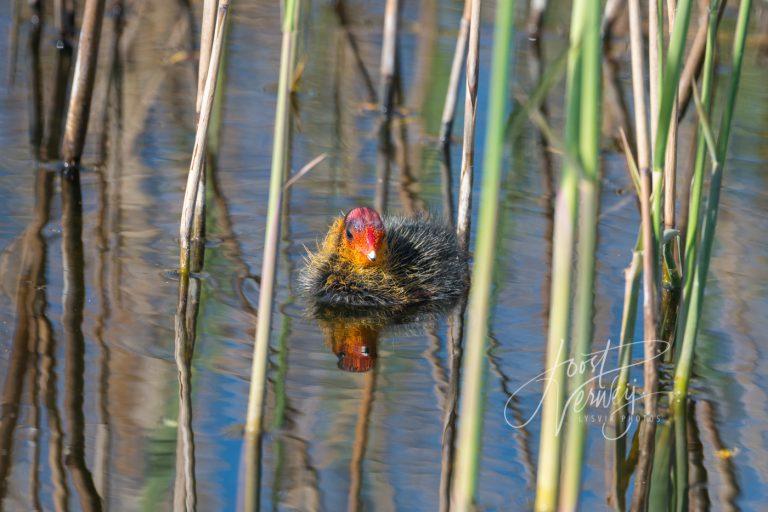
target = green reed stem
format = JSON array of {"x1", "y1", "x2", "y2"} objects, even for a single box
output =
[
  {"x1": 673, "y1": 394, "x2": 688, "y2": 511},
  {"x1": 649, "y1": 421, "x2": 673, "y2": 510},
  {"x1": 651, "y1": 0, "x2": 694, "y2": 247},
  {"x1": 533, "y1": 0, "x2": 588, "y2": 508},
  {"x1": 558, "y1": 0, "x2": 602, "y2": 506},
  {"x1": 245, "y1": 0, "x2": 300, "y2": 436},
  {"x1": 674, "y1": 0, "x2": 752, "y2": 400},
  {"x1": 676, "y1": 0, "x2": 721, "y2": 349},
  {"x1": 450, "y1": 0, "x2": 515, "y2": 508},
  {"x1": 615, "y1": 237, "x2": 642, "y2": 410}
]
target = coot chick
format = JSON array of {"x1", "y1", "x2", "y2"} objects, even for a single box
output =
[{"x1": 299, "y1": 206, "x2": 468, "y2": 308}]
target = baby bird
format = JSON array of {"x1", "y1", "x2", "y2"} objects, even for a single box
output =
[{"x1": 299, "y1": 206, "x2": 468, "y2": 308}]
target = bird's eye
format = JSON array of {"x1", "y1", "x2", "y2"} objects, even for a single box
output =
[{"x1": 345, "y1": 229, "x2": 353, "y2": 240}]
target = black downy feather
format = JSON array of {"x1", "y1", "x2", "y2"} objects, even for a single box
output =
[{"x1": 299, "y1": 214, "x2": 469, "y2": 309}]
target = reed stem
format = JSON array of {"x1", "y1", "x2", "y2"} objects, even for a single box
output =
[
  {"x1": 178, "y1": 0, "x2": 230, "y2": 274},
  {"x1": 455, "y1": 0, "x2": 480, "y2": 253},
  {"x1": 676, "y1": 0, "x2": 720, "y2": 349},
  {"x1": 380, "y1": 0, "x2": 399, "y2": 115},
  {"x1": 558, "y1": 0, "x2": 602, "y2": 505},
  {"x1": 533, "y1": 0, "x2": 586, "y2": 507},
  {"x1": 674, "y1": 0, "x2": 752, "y2": 400},
  {"x1": 61, "y1": 0, "x2": 106, "y2": 166},
  {"x1": 651, "y1": 0, "x2": 694, "y2": 245},
  {"x1": 439, "y1": 0, "x2": 470, "y2": 146},
  {"x1": 245, "y1": 0, "x2": 300, "y2": 437},
  {"x1": 450, "y1": 0, "x2": 515, "y2": 507}
]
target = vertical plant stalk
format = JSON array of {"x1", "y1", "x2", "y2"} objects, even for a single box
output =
[
  {"x1": 379, "y1": 0, "x2": 399, "y2": 114},
  {"x1": 533, "y1": 0, "x2": 587, "y2": 507},
  {"x1": 62, "y1": 0, "x2": 106, "y2": 166},
  {"x1": 558, "y1": 0, "x2": 602, "y2": 504},
  {"x1": 663, "y1": 0, "x2": 678, "y2": 234},
  {"x1": 455, "y1": 0, "x2": 480, "y2": 254},
  {"x1": 245, "y1": 0, "x2": 300, "y2": 437},
  {"x1": 450, "y1": 0, "x2": 515, "y2": 508},
  {"x1": 677, "y1": 0, "x2": 723, "y2": 120},
  {"x1": 178, "y1": 0, "x2": 230, "y2": 273},
  {"x1": 676, "y1": 0, "x2": 720, "y2": 348},
  {"x1": 674, "y1": 0, "x2": 752, "y2": 399},
  {"x1": 189, "y1": 0, "x2": 219, "y2": 274},
  {"x1": 439, "y1": 0, "x2": 470, "y2": 145},
  {"x1": 648, "y1": 0, "x2": 662, "y2": 159},
  {"x1": 651, "y1": 0, "x2": 694, "y2": 244},
  {"x1": 629, "y1": 164, "x2": 659, "y2": 512},
  {"x1": 628, "y1": 0, "x2": 650, "y2": 171}
]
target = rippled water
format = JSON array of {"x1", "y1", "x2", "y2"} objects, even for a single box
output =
[{"x1": 1, "y1": 0, "x2": 767, "y2": 510}]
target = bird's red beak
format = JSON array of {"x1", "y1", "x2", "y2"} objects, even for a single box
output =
[{"x1": 364, "y1": 226, "x2": 381, "y2": 262}]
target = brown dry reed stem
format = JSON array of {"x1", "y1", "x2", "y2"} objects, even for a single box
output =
[
  {"x1": 189, "y1": 0, "x2": 220, "y2": 274},
  {"x1": 629, "y1": 165, "x2": 658, "y2": 512},
  {"x1": 456, "y1": 0, "x2": 480, "y2": 254},
  {"x1": 380, "y1": 0, "x2": 399, "y2": 114},
  {"x1": 62, "y1": 0, "x2": 106, "y2": 167},
  {"x1": 627, "y1": 6, "x2": 660, "y2": 507},
  {"x1": 198, "y1": 0, "x2": 217, "y2": 115},
  {"x1": 439, "y1": 0, "x2": 470, "y2": 145},
  {"x1": 178, "y1": 0, "x2": 230, "y2": 274},
  {"x1": 677, "y1": 0, "x2": 722, "y2": 120},
  {"x1": 628, "y1": 0, "x2": 651, "y2": 172}
]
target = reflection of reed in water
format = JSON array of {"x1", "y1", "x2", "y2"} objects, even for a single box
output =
[
  {"x1": 0, "y1": 168, "x2": 55, "y2": 505},
  {"x1": 61, "y1": 170, "x2": 103, "y2": 511}
]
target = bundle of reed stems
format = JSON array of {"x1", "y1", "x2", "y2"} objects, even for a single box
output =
[{"x1": 524, "y1": 0, "x2": 754, "y2": 509}]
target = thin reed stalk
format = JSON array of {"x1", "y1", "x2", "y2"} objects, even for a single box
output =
[
  {"x1": 651, "y1": 0, "x2": 694, "y2": 244},
  {"x1": 379, "y1": 0, "x2": 399, "y2": 114},
  {"x1": 648, "y1": 0, "x2": 662, "y2": 158},
  {"x1": 663, "y1": 0, "x2": 679, "y2": 234},
  {"x1": 533, "y1": 0, "x2": 586, "y2": 507},
  {"x1": 674, "y1": 0, "x2": 752, "y2": 400},
  {"x1": 439, "y1": 0, "x2": 470, "y2": 145},
  {"x1": 629, "y1": 166, "x2": 659, "y2": 512},
  {"x1": 189, "y1": 0, "x2": 219, "y2": 274},
  {"x1": 62, "y1": 0, "x2": 106, "y2": 166},
  {"x1": 244, "y1": 0, "x2": 300, "y2": 437},
  {"x1": 178, "y1": 0, "x2": 230, "y2": 274},
  {"x1": 450, "y1": 0, "x2": 515, "y2": 508},
  {"x1": 455, "y1": 0, "x2": 480, "y2": 254},
  {"x1": 676, "y1": 0, "x2": 720, "y2": 347},
  {"x1": 558, "y1": 0, "x2": 602, "y2": 505}
]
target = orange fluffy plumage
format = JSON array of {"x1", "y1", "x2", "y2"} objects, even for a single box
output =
[{"x1": 299, "y1": 207, "x2": 468, "y2": 309}]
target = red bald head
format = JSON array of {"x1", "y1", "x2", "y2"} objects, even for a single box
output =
[{"x1": 341, "y1": 207, "x2": 386, "y2": 267}]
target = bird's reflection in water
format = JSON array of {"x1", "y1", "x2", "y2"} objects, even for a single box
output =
[
  {"x1": 322, "y1": 319, "x2": 381, "y2": 373},
  {"x1": 309, "y1": 300, "x2": 458, "y2": 373}
]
